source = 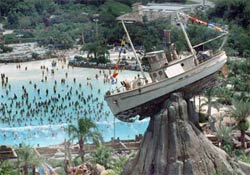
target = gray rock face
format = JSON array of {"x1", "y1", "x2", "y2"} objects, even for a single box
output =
[{"x1": 122, "y1": 93, "x2": 249, "y2": 175}]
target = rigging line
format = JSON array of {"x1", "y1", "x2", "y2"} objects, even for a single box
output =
[
  {"x1": 192, "y1": 33, "x2": 228, "y2": 49},
  {"x1": 177, "y1": 12, "x2": 199, "y2": 65},
  {"x1": 218, "y1": 34, "x2": 228, "y2": 51},
  {"x1": 121, "y1": 20, "x2": 147, "y2": 81}
]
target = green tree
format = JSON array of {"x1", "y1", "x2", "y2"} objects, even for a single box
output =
[
  {"x1": 199, "y1": 88, "x2": 222, "y2": 132},
  {"x1": 68, "y1": 117, "x2": 102, "y2": 163},
  {"x1": 123, "y1": 19, "x2": 171, "y2": 52},
  {"x1": 231, "y1": 100, "x2": 250, "y2": 149},
  {"x1": 90, "y1": 144, "x2": 113, "y2": 168},
  {"x1": 211, "y1": 0, "x2": 250, "y2": 29},
  {"x1": 81, "y1": 42, "x2": 99, "y2": 58},
  {"x1": 109, "y1": 156, "x2": 129, "y2": 175},
  {"x1": 0, "y1": 0, "x2": 20, "y2": 17},
  {"x1": 227, "y1": 25, "x2": 250, "y2": 56},
  {"x1": 0, "y1": 160, "x2": 16, "y2": 175},
  {"x1": 18, "y1": 16, "x2": 32, "y2": 29},
  {"x1": 81, "y1": 41, "x2": 109, "y2": 62},
  {"x1": 214, "y1": 87, "x2": 233, "y2": 105},
  {"x1": 98, "y1": 0, "x2": 131, "y2": 28},
  {"x1": 208, "y1": 0, "x2": 250, "y2": 57},
  {"x1": 0, "y1": 45, "x2": 13, "y2": 53},
  {"x1": 7, "y1": 11, "x2": 19, "y2": 27},
  {"x1": 33, "y1": 0, "x2": 57, "y2": 15},
  {"x1": 36, "y1": 23, "x2": 77, "y2": 49},
  {"x1": 17, "y1": 145, "x2": 42, "y2": 175},
  {"x1": 200, "y1": 88, "x2": 221, "y2": 117},
  {"x1": 217, "y1": 125, "x2": 233, "y2": 148}
]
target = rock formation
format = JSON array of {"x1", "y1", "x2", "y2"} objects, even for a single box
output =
[{"x1": 122, "y1": 93, "x2": 250, "y2": 175}]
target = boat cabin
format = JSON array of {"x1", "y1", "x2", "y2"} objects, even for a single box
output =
[
  {"x1": 143, "y1": 50, "x2": 168, "y2": 82},
  {"x1": 143, "y1": 44, "x2": 184, "y2": 82},
  {"x1": 143, "y1": 42, "x2": 200, "y2": 83}
]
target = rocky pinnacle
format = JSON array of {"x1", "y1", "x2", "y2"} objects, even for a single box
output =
[{"x1": 122, "y1": 93, "x2": 250, "y2": 175}]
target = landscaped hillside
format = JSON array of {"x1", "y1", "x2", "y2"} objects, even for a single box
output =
[
  {"x1": 0, "y1": 0, "x2": 249, "y2": 58},
  {"x1": 0, "y1": 0, "x2": 134, "y2": 49}
]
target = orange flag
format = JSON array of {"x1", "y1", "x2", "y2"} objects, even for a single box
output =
[{"x1": 112, "y1": 64, "x2": 119, "y2": 78}]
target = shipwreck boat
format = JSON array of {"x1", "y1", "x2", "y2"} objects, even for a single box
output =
[{"x1": 104, "y1": 13, "x2": 228, "y2": 122}]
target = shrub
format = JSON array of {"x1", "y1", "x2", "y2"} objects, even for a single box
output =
[
  {"x1": 32, "y1": 52, "x2": 39, "y2": 59},
  {"x1": 74, "y1": 55, "x2": 86, "y2": 62},
  {"x1": 109, "y1": 156, "x2": 128, "y2": 175},
  {"x1": 90, "y1": 144, "x2": 113, "y2": 168},
  {"x1": 0, "y1": 44, "x2": 13, "y2": 53}
]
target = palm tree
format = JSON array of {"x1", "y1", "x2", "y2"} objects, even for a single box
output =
[
  {"x1": 81, "y1": 41, "x2": 109, "y2": 63},
  {"x1": 217, "y1": 124, "x2": 233, "y2": 148},
  {"x1": 199, "y1": 88, "x2": 221, "y2": 132},
  {"x1": 231, "y1": 100, "x2": 250, "y2": 149},
  {"x1": 81, "y1": 42, "x2": 99, "y2": 59},
  {"x1": 200, "y1": 88, "x2": 220, "y2": 117},
  {"x1": 0, "y1": 160, "x2": 16, "y2": 175},
  {"x1": 17, "y1": 145, "x2": 42, "y2": 175},
  {"x1": 68, "y1": 117, "x2": 102, "y2": 163}
]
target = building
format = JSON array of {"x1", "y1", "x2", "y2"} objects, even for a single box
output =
[
  {"x1": 0, "y1": 145, "x2": 17, "y2": 161},
  {"x1": 117, "y1": 3, "x2": 198, "y2": 24}
]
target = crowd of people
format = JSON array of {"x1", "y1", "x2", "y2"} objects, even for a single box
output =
[{"x1": 0, "y1": 59, "x2": 128, "y2": 145}]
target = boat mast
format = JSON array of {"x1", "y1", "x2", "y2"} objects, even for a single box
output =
[
  {"x1": 176, "y1": 13, "x2": 199, "y2": 65},
  {"x1": 121, "y1": 20, "x2": 147, "y2": 80}
]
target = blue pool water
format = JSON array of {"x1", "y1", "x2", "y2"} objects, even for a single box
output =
[{"x1": 0, "y1": 59, "x2": 149, "y2": 147}]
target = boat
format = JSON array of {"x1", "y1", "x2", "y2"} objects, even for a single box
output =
[{"x1": 104, "y1": 12, "x2": 228, "y2": 122}]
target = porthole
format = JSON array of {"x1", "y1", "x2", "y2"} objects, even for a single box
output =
[
  {"x1": 158, "y1": 71, "x2": 163, "y2": 76},
  {"x1": 181, "y1": 63, "x2": 184, "y2": 67}
]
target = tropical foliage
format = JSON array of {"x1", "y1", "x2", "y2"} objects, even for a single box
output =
[
  {"x1": 230, "y1": 100, "x2": 250, "y2": 149},
  {"x1": 0, "y1": 160, "x2": 16, "y2": 175},
  {"x1": 90, "y1": 144, "x2": 113, "y2": 168},
  {"x1": 208, "y1": 0, "x2": 250, "y2": 57},
  {"x1": 108, "y1": 156, "x2": 129, "y2": 175},
  {"x1": 68, "y1": 117, "x2": 102, "y2": 163},
  {"x1": 200, "y1": 88, "x2": 221, "y2": 117},
  {"x1": 17, "y1": 145, "x2": 42, "y2": 175},
  {"x1": 81, "y1": 41, "x2": 110, "y2": 62},
  {"x1": 239, "y1": 152, "x2": 250, "y2": 164},
  {"x1": 217, "y1": 125, "x2": 233, "y2": 147},
  {"x1": 1, "y1": 0, "x2": 249, "y2": 57},
  {"x1": 0, "y1": 44, "x2": 13, "y2": 53}
]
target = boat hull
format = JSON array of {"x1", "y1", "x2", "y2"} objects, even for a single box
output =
[{"x1": 104, "y1": 51, "x2": 227, "y2": 122}]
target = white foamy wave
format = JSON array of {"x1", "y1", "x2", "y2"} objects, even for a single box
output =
[
  {"x1": 136, "y1": 118, "x2": 150, "y2": 123},
  {"x1": 96, "y1": 117, "x2": 149, "y2": 125},
  {"x1": 95, "y1": 121, "x2": 114, "y2": 126},
  {"x1": 0, "y1": 123, "x2": 68, "y2": 131}
]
